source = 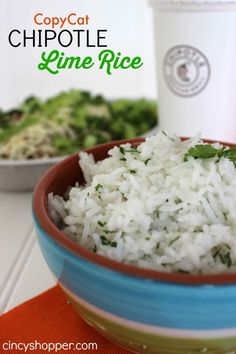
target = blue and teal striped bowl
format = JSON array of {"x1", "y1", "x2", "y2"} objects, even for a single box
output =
[{"x1": 33, "y1": 139, "x2": 236, "y2": 354}]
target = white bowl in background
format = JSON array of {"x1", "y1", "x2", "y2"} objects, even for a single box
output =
[
  {"x1": 0, "y1": 157, "x2": 64, "y2": 192},
  {"x1": 0, "y1": 125, "x2": 159, "y2": 192}
]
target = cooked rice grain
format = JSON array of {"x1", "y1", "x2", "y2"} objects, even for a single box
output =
[{"x1": 49, "y1": 132, "x2": 236, "y2": 274}]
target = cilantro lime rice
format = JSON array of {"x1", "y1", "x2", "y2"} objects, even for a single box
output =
[{"x1": 49, "y1": 132, "x2": 236, "y2": 274}]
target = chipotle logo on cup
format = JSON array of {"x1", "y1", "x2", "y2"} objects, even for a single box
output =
[{"x1": 163, "y1": 45, "x2": 211, "y2": 98}]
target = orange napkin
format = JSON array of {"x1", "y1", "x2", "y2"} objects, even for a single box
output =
[{"x1": 0, "y1": 285, "x2": 130, "y2": 353}]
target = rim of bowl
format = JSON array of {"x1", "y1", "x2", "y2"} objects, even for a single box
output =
[
  {"x1": 33, "y1": 137, "x2": 236, "y2": 285},
  {"x1": 0, "y1": 156, "x2": 65, "y2": 166}
]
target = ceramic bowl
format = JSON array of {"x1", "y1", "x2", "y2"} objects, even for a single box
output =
[
  {"x1": 0, "y1": 126, "x2": 158, "y2": 192},
  {"x1": 33, "y1": 138, "x2": 236, "y2": 354},
  {"x1": 0, "y1": 157, "x2": 64, "y2": 192}
]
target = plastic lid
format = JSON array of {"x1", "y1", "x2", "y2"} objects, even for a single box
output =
[{"x1": 149, "y1": 0, "x2": 236, "y2": 11}]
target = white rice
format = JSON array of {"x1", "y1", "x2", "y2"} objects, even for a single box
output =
[{"x1": 48, "y1": 132, "x2": 236, "y2": 274}]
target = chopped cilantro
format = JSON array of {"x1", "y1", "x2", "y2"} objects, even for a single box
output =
[
  {"x1": 100, "y1": 235, "x2": 110, "y2": 245},
  {"x1": 169, "y1": 236, "x2": 180, "y2": 246},
  {"x1": 127, "y1": 147, "x2": 140, "y2": 153},
  {"x1": 103, "y1": 229, "x2": 116, "y2": 234},
  {"x1": 224, "y1": 252, "x2": 232, "y2": 268},
  {"x1": 95, "y1": 183, "x2": 103, "y2": 192},
  {"x1": 121, "y1": 192, "x2": 128, "y2": 201},
  {"x1": 184, "y1": 144, "x2": 236, "y2": 166},
  {"x1": 144, "y1": 158, "x2": 151, "y2": 165},
  {"x1": 119, "y1": 146, "x2": 125, "y2": 155},
  {"x1": 119, "y1": 145, "x2": 140, "y2": 155},
  {"x1": 212, "y1": 244, "x2": 232, "y2": 268},
  {"x1": 100, "y1": 236, "x2": 117, "y2": 248},
  {"x1": 223, "y1": 212, "x2": 228, "y2": 221},
  {"x1": 194, "y1": 227, "x2": 203, "y2": 233},
  {"x1": 97, "y1": 221, "x2": 106, "y2": 227}
]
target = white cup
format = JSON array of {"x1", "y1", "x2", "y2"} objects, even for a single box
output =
[{"x1": 150, "y1": 0, "x2": 236, "y2": 142}]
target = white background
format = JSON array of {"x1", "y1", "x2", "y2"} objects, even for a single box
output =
[{"x1": 0, "y1": 0, "x2": 157, "y2": 110}]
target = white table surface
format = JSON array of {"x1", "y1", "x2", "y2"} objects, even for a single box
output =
[{"x1": 0, "y1": 191, "x2": 56, "y2": 314}]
